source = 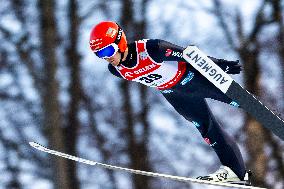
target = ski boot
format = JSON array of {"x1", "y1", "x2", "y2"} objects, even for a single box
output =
[{"x1": 196, "y1": 166, "x2": 252, "y2": 186}]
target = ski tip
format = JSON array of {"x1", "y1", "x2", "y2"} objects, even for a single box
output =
[
  {"x1": 29, "y1": 142, "x2": 41, "y2": 148},
  {"x1": 29, "y1": 141, "x2": 36, "y2": 146}
]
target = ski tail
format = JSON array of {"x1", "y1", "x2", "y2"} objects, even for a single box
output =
[{"x1": 226, "y1": 81, "x2": 284, "y2": 140}]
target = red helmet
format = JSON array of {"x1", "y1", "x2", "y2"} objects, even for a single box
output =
[{"x1": 89, "y1": 21, "x2": 127, "y2": 53}]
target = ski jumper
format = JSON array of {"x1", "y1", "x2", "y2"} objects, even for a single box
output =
[{"x1": 108, "y1": 39, "x2": 246, "y2": 180}]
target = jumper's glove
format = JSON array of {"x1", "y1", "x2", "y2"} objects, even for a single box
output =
[{"x1": 208, "y1": 56, "x2": 242, "y2": 74}]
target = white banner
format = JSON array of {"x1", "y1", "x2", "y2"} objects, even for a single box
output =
[{"x1": 183, "y1": 46, "x2": 233, "y2": 93}]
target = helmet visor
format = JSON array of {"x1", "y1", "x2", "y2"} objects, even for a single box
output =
[{"x1": 94, "y1": 43, "x2": 118, "y2": 59}]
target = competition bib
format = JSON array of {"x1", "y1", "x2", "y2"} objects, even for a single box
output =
[{"x1": 115, "y1": 40, "x2": 186, "y2": 89}]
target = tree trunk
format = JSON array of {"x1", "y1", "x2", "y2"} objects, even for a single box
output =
[
  {"x1": 38, "y1": 1, "x2": 70, "y2": 188},
  {"x1": 240, "y1": 49, "x2": 267, "y2": 187},
  {"x1": 120, "y1": 81, "x2": 151, "y2": 189},
  {"x1": 64, "y1": 0, "x2": 81, "y2": 188},
  {"x1": 269, "y1": 0, "x2": 284, "y2": 183},
  {"x1": 119, "y1": 0, "x2": 152, "y2": 188},
  {"x1": 271, "y1": 0, "x2": 284, "y2": 114},
  {"x1": 136, "y1": 2, "x2": 152, "y2": 187}
]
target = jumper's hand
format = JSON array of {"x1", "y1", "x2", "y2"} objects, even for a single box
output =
[{"x1": 209, "y1": 57, "x2": 242, "y2": 74}]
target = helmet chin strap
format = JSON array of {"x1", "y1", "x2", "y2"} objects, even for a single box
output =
[{"x1": 117, "y1": 50, "x2": 124, "y2": 66}]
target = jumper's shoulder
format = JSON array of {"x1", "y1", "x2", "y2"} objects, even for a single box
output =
[
  {"x1": 134, "y1": 39, "x2": 160, "y2": 45},
  {"x1": 108, "y1": 64, "x2": 122, "y2": 78}
]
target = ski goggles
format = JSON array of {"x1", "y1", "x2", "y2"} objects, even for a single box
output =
[{"x1": 94, "y1": 43, "x2": 119, "y2": 59}]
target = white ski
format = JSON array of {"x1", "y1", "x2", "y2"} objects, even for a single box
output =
[{"x1": 29, "y1": 142, "x2": 266, "y2": 189}]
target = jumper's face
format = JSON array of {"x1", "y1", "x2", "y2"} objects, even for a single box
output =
[{"x1": 104, "y1": 51, "x2": 121, "y2": 67}]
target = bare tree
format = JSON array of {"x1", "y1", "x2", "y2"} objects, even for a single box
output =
[
  {"x1": 118, "y1": 0, "x2": 153, "y2": 188},
  {"x1": 212, "y1": 0, "x2": 284, "y2": 187},
  {"x1": 0, "y1": 1, "x2": 44, "y2": 188},
  {"x1": 38, "y1": 0, "x2": 71, "y2": 188},
  {"x1": 267, "y1": 0, "x2": 284, "y2": 185},
  {"x1": 270, "y1": 0, "x2": 284, "y2": 111},
  {"x1": 63, "y1": 0, "x2": 82, "y2": 188}
]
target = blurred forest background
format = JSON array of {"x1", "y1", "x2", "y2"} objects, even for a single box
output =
[{"x1": 0, "y1": 0, "x2": 283, "y2": 189}]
